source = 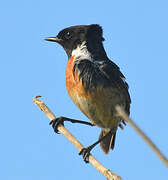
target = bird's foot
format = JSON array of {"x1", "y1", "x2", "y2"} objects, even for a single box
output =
[
  {"x1": 49, "y1": 116, "x2": 65, "y2": 133},
  {"x1": 79, "y1": 146, "x2": 92, "y2": 163}
]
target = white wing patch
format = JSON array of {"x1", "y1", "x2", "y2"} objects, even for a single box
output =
[{"x1": 120, "y1": 76, "x2": 126, "y2": 83}]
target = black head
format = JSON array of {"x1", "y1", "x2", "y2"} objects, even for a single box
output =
[{"x1": 45, "y1": 24, "x2": 105, "y2": 58}]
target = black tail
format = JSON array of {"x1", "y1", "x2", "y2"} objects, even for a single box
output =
[{"x1": 99, "y1": 130, "x2": 116, "y2": 154}]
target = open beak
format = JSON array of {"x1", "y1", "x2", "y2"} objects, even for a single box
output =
[{"x1": 44, "y1": 36, "x2": 62, "y2": 42}]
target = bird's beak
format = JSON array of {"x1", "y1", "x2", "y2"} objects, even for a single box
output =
[{"x1": 44, "y1": 36, "x2": 62, "y2": 42}]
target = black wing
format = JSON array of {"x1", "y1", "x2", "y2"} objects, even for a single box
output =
[{"x1": 99, "y1": 60, "x2": 131, "y2": 115}]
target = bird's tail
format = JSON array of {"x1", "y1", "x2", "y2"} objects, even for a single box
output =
[{"x1": 99, "y1": 129, "x2": 116, "y2": 154}]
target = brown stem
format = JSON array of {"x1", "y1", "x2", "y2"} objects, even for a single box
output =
[
  {"x1": 116, "y1": 105, "x2": 168, "y2": 168},
  {"x1": 33, "y1": 96, "x2": 122, "y2": 180}
]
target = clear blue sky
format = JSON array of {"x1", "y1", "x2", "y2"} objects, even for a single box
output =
[{"x1": 1, "y1": 0, "x2": 168, "y2": 179}]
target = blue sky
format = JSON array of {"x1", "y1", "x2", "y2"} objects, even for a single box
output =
[{"x1": 1, "y1": 0, "x2": 168, "y2": 179}]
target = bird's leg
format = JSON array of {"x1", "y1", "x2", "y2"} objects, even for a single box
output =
[
  {"x1": 49, "y1": 116, "x2": 95, "y2": 133},
  {"x1": 79, "y1": 129, "x2": 115, "y2": 163}
]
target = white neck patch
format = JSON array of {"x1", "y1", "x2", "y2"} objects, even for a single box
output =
[{"x1": 72, "y1": 41, "x2": 92, "y2": 61}]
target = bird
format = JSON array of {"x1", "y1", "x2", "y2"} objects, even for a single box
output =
[{"x1": 45, "y1": 24, "x2": 131, "y2": 163}]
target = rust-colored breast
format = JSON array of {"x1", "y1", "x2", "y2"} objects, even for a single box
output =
[
  {"x1": 65, "y1": 55, "x2": 75, "y2": 93},
  {"x1": 65, "y1": 56, "x2": 91, "y2": 119},
  {"x1": 65, "y1": 56, "x2": 88, "y2": 98}
]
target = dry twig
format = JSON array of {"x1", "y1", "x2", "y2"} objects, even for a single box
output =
[
  {"x1": 33, "y1": 96, "x2": 122, "y2": 180},
  {"x1": 116, "y1": 105, "x2": 168, "y2": 168}
]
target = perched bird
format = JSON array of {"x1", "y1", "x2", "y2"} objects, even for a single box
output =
[{"x1": 45, "y1": 24, "x2": 131, "y2": 163}]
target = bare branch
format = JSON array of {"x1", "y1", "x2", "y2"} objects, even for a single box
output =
[
  {"x1": 33, "y1": 96, "x2": 122, "y2": 180},
  {"x1": 116, "y1": 105, "x2": 168, "y2": 168}
]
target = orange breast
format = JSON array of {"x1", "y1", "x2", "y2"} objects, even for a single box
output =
[
  {"x1": 65, "y1": 56, "x2": 88, "y2": 98},
  {"x1": 65, "y1": 56, "x2": 93, "y2": 119},
  {"x1": 65, "y1": 55, "x2": 75, "y2": 92}
]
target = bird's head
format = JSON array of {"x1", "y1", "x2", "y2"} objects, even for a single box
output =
[{"x1": 45, "y1": 24, "x2": 105, "y2": 58}]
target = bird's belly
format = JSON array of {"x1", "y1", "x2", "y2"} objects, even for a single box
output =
[{"x1": 69, "y1": 88, "x2": 121, "y2": 129}]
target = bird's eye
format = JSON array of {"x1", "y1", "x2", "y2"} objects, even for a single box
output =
[{"x1": 64, "y1": 31, "x2": 72, "y2": 39}]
